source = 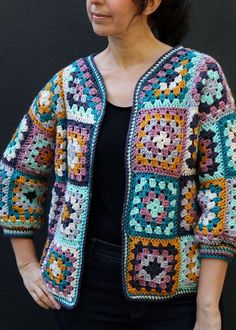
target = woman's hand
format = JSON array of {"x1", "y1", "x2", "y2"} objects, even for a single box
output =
[
  {"x1": 18, "y1": 260, "x2": 61, "y2": 311},
  {"x1": 193, "y1": 304, "x2": 221, "y2": 330}
]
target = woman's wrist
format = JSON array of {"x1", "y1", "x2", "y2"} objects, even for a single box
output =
[
  {"x1": 196, "y1": 295, "x2": 220, "y2": 311},
  {"x1": 10, "y1": 237, "x2": 39, "y2": 272},
  {"x1": 18, "y1": 259, "x2": 39, "y2": 273}
]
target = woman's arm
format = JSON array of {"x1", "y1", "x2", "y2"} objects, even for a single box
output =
[
  {"x1": 10, "y1": 238, "x2": 39, "y2": 273},
  {"x1": 196, "y1": 259, "x2": 228, "y2": 308},
  {"x1": 194, "y1": 259, "x2": 228, "y2": 330}
]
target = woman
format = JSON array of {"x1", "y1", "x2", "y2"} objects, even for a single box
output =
[{"x1": 0, "y1": 0, "x2": 236, "y2": 329}]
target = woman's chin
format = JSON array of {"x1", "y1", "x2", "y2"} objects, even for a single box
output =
[
  {"x1": 91, "y1": 26, "x2": 113, "y2": 37},
  {"x1": 93, "y1": 31, "x2": 109, "y2": 37}
]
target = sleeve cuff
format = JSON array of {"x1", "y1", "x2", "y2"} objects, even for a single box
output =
[
  {"x1": 199, "y1": 243, "x2": 236, "y2": 263},
  {"x1": 2, "y1": 228, "x2": 35, "y2": 238}
]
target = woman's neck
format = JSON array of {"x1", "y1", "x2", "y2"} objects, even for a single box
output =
[{"x1": 102, "y1": 33, "x2": 172, "y2": 71}]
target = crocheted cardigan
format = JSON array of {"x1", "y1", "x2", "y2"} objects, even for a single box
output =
[{"x1": 0, "y1": 45, "x2": 236, "y2": 309}]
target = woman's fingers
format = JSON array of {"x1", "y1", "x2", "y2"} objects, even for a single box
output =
[
  {"x1": 40, "y1": 281, "x2": 61, "y2": 310},
  {"x1": 34, "y1": 286, "x2": 57, "y2": 310},
  {"x1": 31, "y1": 290, "x2": 50, "y2": 310}
]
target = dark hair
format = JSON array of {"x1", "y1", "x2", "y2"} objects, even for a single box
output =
[{"x1": 132, "y1": 0, "x2": 190, "y2": 46}]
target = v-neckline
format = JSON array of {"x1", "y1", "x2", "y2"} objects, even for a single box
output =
[{"x1": 87, "y1": 44, "x2": 184, "y2": 110}]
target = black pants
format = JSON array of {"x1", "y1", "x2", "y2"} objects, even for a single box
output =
[{"x1": 53, "y1": 235, "x2": 225, "y2": 330}]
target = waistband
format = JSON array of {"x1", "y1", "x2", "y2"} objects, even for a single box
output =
[{"x1": 86, "y1": 234, "x2": 122, "y2": 258}]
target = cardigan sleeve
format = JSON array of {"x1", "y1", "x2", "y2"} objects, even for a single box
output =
[
  {"x1": 193, "y1": 54, "x2": 236, "y2": 263},
  {"x1": 0, "y1": 68, "x2": 65, "y2": 238}
]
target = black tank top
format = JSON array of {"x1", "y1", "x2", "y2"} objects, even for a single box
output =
[
  {"x1": 86, "y1": 100, "x2": 197, "y2": 303},
  {"x1": 87, "y1": 100, "x2": 131, "y2": 246}
]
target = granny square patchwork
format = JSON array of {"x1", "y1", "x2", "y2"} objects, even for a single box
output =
[
  {"x1": 1, "y1": 45, "x2": 236, "y2": 309},
  {"x1": 58, "y1": 182, "x2": 88, "y2": 243},
  {"x1": 67, "y1": 120, "x2": 93, "y2": 185},
  {"x1": 195, "y1": 178, "x2": 227, "y2": 242},
  {"x1": 41, "y1": 238, "x2": 80, "y2": 306},
  {"x1": 178, "y1": 175, "x2": 199, "y2": 235},
  {"x1": 218, "y1": 113, "x2": 236, "y2": 178}
]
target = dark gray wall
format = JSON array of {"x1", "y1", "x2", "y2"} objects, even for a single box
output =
[{"x1": 0, "y1": 1, "x2": 235, "y2": 329}]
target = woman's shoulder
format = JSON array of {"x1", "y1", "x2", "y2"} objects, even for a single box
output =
[
  {"x1": 50, "y1": 53, "x2": 93, "y2": 81},
  {"x1": 181, "y1": 44, "x2": 225, "y2": 70}
]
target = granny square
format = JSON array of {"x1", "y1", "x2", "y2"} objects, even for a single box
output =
[
  {"x1": 127, "y1": 173, "x2": 179, "y2": 238},
  {"x1": 126, "y1": 235, "x2": 180, "y2": 298},
  {"x1": 133, "y1": 107, "x2": 187, "y2": 178}
]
